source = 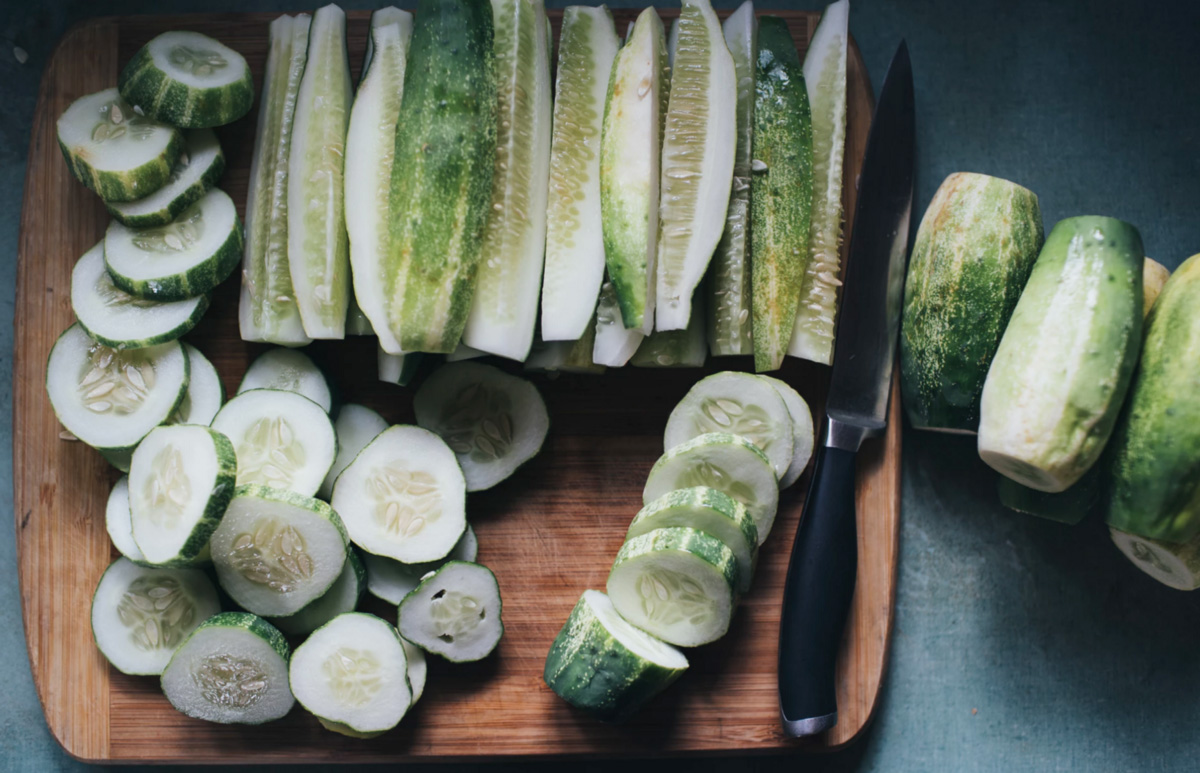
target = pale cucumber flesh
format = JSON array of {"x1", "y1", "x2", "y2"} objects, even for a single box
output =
[{"x1": 397, "y1": 561, "x2": 503, "y2": 662}]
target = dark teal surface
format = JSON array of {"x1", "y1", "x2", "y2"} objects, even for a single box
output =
[{"x1": 2, "y1": 1, "x2": 1199, "y2": 770}]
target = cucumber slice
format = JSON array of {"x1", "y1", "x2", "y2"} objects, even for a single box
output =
[
  {"x1": 271, "y1": 549, "x2": 366, "y2": 636},
  {"x1": 240, "y1": 14, "x2": 312, "y2": 347},
  {"x1": 128, "y1": 425, "x2": 237, "y2": 566},
  {"x1": 544, "y1": 589, "x2": 688, "y2": 722},
  {"x1": 593, "y1": 278, "x2": 645, "y2": 367},
  {"x1": 288, "y1": 4, "x2": 353, "y2": 339},
  {"x1": 363, "y1": 524, "x2": 478, "y2": 605},
  {"x1": 46, "y1": 324, "x2": 189, "y2": 451},
  {"x1": 377, "y1": 347, "x2": 422, "y2": 387},
  {"x1": 332, "y1": 425, "x2": 467, "y2": 563},
  {"x1": 663, "y1": 371, "x2": 795, "y2": 479},
  {"x1": 212, "y1": 389, "x2": 336, "y2": 496},
  {"x1": 172, "y1": 344, "x2": 224, "y2": 426},
  {"x1": 106, "y1": 129, "x2": 226, "y2": 228},
  {"x1": 654, "y1": 0, "x2": 736, "y2": 331},
  {"x1": 320, "y1": 404, "x2": 388, "y2": 500},
  {"x1": 106, "y1": 476, "x2": 147, "y2": 563},
  {"x1": 1111, "y1": 528, "x2": 1200, "y2": 591},
  {"x1": 758, "y1": 375, "x2": 815, "y2": 488},
  {"x1": 397, "y1": 561, "x2": 503, "y2": 662},
  {"x1": 237, "y1": 347, "x2": 332, "y2": 412},
  {"x1": 632, "y1": 291, "x2": 707, "y2": 367},
  {"x1": 91, "y1": 557, "x2": 220, "y2": 675},
  {"x1": 57, "y1": 87, "x2": 183, "y2": 202},
  {"x1": 104, "y1": 187, "x2": 243, "y2": 302},
  {"x1": 413, "y1": 362, "x2": 549, "y2": 491},
  {"x1": 402, "y1": 637, "x2": 427, "y2": 704},
  {"x1": 71, "y1": 241, "x2": 209, "y2": 348},
  {"x1": 210, "y1": 485, "x2": 349, "y2": 617},
  {"x1": 161, "y1": 612, "x2": 294, "y2": 724},
  {"x1": 119, "y1": 31, "x2": 254, "y2": 128}
]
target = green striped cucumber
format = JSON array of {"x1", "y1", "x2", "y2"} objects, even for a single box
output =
[
  {"x1": 978, "y1": 216, "x2": 1143, "y2": 493},
  {"x1": 1143, "y1": 257, "x2": 1170, "y2": 316},
  {"x1": 631, "y1": 290, "x2": 707, "y2": 367},
  {"x1": 106, "y1": 129, "x2": 225, "y2": 228},
  {"x1": 900, "y1": 172, "x2": 1044, "y2": 433},
  {"x1": 1110, "y1": 528, "x2": 1200, "y2": 591}
]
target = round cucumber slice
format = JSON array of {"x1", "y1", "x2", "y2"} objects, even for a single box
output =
[
  {"x1": 237, "y1": 347, "x2": 332, "y2": 412},
  {"x1": 758, "y1": 375, "x2": 815, "y2": 488},
  {"x1": 104, "y1": 187, "x2": 243, "y2": 302},
  {"x1": 397, "y1": 561, "x2": 503, "y2": 663},
  {"x1": 91, "y1": 557, "x2": 220, "y2": 676},
  {"x1": 363, "y1": 525, "x2": 478, "y2": 605},
  {"x1": 270, "y1": 549, "x2": 365, "y2": 636},
  {"x1": 119, "y1": 31, "x2": 254, "y2": 128},
  {"x1": 402, "y1": 637, "x2": 427, "y2": 705},
  {"x1": 106, "y1": 476, "x2": 146, "y2": 563},
  {"x1": 106, "y1": 129, "x2": 226, "y2": 228},
  {"x1": 1110, "y1": 528, "x2": 1200, "y2": 591},
  {"x1": 320, "y1": 404, "x2": 388, "y2": 500},
  {"x1": 56, "y1": 87, "x2": 183, "y2": 202},
  {"x1": 413, "y1": 362, "x2": 549, "y2": 492},
  {"x1": 172, "y1": 344, "x2": 224, "y2": 425},
  {"x1": 161, "y1": 612, "x2": 294, "y2": 725}
]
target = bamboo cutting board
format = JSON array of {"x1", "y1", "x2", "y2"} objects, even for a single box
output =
[{"x1": 13, "y1": 8, "x2": 896, "y2": 764}]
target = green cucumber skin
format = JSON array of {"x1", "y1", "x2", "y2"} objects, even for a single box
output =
[
  {"x1": 749, "y1": 17, "x2": 812, "y2": 373},
  {"x1": 997, "y1": 466, "x2": 1100, "y2": 525},
  {"x1": 1107, "y1": 254, "x2": 1200, "y2": 542},
  {"x1": 59, "y1": 129, "x2": 183, "y2": 203},
  {"x1": 628, "y1": 487, "x2": 759, "y2": 554},
  {"x1": 387, "y1": 0, "x2": 497, "y2": 353},
  {"x1": 900, "y1": 173, "x2": 1044, "y2": 433},
  {"x1": 119, "y1": 49, "x2": 254, "y2": 129},
  {"x1": 176, "y1": 611, "x2": 291, "y2": 664},
  {"x1": 105, "y1": 145, "x2": 226, "y2": 229},
  {"x1": 107, "y1": 220, "x2": 243, "y2": 302}
]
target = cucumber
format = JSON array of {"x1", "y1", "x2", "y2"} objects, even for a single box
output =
[
  {"x1": 525, "y1": 326, "x2": 605, "y2": 375},
  {"x1": 402, "y1": 637, "x2": 427, "y2": 704},
  {"x1": 211, "y1": 389, "x2": 337, "y2": 496},
  {"x1": 161, "y1": 612, "x2": 294, "y2": 724},
  {"x1": 447, "y1": 343, "x2": 489, "y2": 362},
  {"x1": 607, "y1": 526, "x2": 737, "y2": 647},
  {"x1": 377, "y1": 348, "x2": 423, "y2": 387},
  {"x1": 544, "y1": 589, "x2": 688, "y2": 722},
  {"x1": 91, "y1": 557, "x2": 220, "y2": 675},
  {"x1": 540, "y1": 6, "x2": 620, "y2": 343},
  {"x1": 45, "y1": 324, "x2": 188, "y2": 452},
  {"x1": 592, "y1": 278, "x2": 645, "y2": 367},
  {"x1": 320, "y1": 404, "x2": 388, "y2": 500},
  {"x1": 600, "y1": 7, "x2": 666, "y2": 333},
  {"x1": 288, "y1": 4, "x2": 353, "y2": 339},
  {"x1": 239, "y1": 14, "x2": 312, "y2": 347},
  {"x1": 759, "y1": 375, "x2": 815, "y2": 488},
  {"x1": 363, "y1": 525, "x2": 478, "y2": 605},
  {"x1": 106, "y1": 476, "x2": 147, "y2": 563},
  {"x1": 57, "y1": 87, "x2": 182, "y2": 202},
  {"x1": 397, "y1": 561, "x2": 503, "y2": 662},
  {"x1": 106, "y1": 129, "x2": 225, "y2": 228},
  {"x1": 101, "y1": 447, "x2": 135, "y2": 473},
  {"x1": 172, "y1": 344, "x2": 224, "y2": 426},
  {"x1": 272, "y1": 549, "x2": 365, "y2": 635},
  {"x1": 631, "y1": 291, "x2": 707, "y2": 367},
  {"x1": 1110, "y1": 528, "x2": 1200, "y2": 591},
  {"x1": 386, "y1": 0, "x2": 498, "y2": 354},
  {"x1": 290, "y1": 612, "x2": 412, "y2": 737},
  {"x1": 1143, "y1": 257, "x2": 1170, "y2": 316},
  {"x1": 997, "y1": 467, "x2": 1100, "y2": 525},
  {"x1": 71, "y1": 241, "x2": 208, "y2": 348},
  {"x1": 413, "y1": 362, "x2": 549, "y2": 491},
  {"x1": 978, "y1": 217, "x2": 1143, "y2": 493},
  {"x1": 119, "y1": 31, "x2": 254, "y2": 128},
  {"x1": 750, "y1": 17, "x2": 812, "y2": 372},
  {"x1": 332, "y1": 425, "x2": 467, "y2": 563},
  {"x1": 346, "y1": 8, "x2": 413, "y2": 355},
  {"x1": 236, "y1": 347, "x2": 332, "y2": 412},
  {"x1": 900, "y1": 173, "x2": 1045, "y2": 433},
  {"x1": 104, "y1": 188, "x2": 243, "y2": 302}
]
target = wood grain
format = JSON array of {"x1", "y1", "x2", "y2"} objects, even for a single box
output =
[{"x1": 14, "y1": 9, "x2": 896, "y2": 764}]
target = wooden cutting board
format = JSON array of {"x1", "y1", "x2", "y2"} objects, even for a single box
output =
[{"x1": 13, "y1": 8, "x2": 896, "y2": 764}]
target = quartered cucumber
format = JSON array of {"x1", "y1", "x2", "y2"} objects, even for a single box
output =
[
  {"x1": 272, "y1": 549, "x2": 366, "y2": 636},
  {"x1": 364, "y1": 525, "x2": 477, "y2": 605},
  {"x1": 119, "y1": 31, "x2": 254, "y2": 128},
  {"x1": 397, "y1": 561, "x2": 504, "y2": 662},
  {"x1": 172, "y1": 344, "x2": 224, "y2": 426},
  {"x1": 57, "y1": 87, "x2": 183, "y2": 202},
  {"x1": 91, "y1": 557, "x2": 220, "y2": 675},
  {"x1": 106, "y1": 129, "x2": 226, "y2": 228},
  {"x1": 759, "y1": 375, "x2": 815, "y2": 488},
  {"x1": 1142, "y1": 257, "x2": 1170, "y2": 316},
  {"x1": 377, "y1": 348, "x2": 423, "y2": 387},
  {"x1": 632, "y1": 291, "x2": 707, "y2": 367},
  {"x1": 592, "y1": 278, "x2": 645, "y2": 367},
  {"x1": 1110, "y1": 528, "x2": 1200, "y2": 591},
  {"x1": 106, "y1": 476, "x2": 146, "y2": 563},
  {"x1": 237, "y1": 347, "x2": 332, "y2": 412},
  {"x1": 320, "y1": 404, "x2": 388, "y2": 500},
  {"x1": 212, "y1": 389, "x2": 336, "y2": 495}
]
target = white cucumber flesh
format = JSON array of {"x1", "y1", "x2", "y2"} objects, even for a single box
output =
[
  {"x1": 271, "y1": 549, "x2": 365, "y2": 635},
  {"x1": 758, "y1": 375, "x2": 815, "y2": 488},
  {"x1": 172, "y1": 344, "x2": 224, "y2": 426},
  {"x1": 363, "y1": 524, "x2": 478, "y2": 605},
  {"x1": 320, "y1": 404, "x2": 388, "y2": 500},
  {"x1": 106, "y1": 476, "x2": 146, "y2": 563},
  {"x1": 1110, "y1": 528, "x2": 1200, "y2": 592},
  {"x1": 397, "y1": 561, "x2": 503, "y2": 663},
  {"x1": 237, "y1": 347, "x2": 332, "y2": 412},
  {"x1": 592, "y1": 278, "x2": 645, "y2": 367},
  {"x1": 377, "y1": 347, "x2": 422, "y2": 387},
  {"x1": 119, "y1": 31, "x2": 254, "y2": 128},
  {"x1": 106, "y1": 128, "x2": 226, "y2": 228}
]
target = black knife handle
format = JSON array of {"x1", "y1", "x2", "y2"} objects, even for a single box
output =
[{"x1": 778, "y1": 442, "x2": 858, "y2": 737}]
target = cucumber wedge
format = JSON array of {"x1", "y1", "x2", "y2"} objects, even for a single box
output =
[
  {"x1": 272, "y1": 549, "x2": 366, "y2": 635},
  {"x1": 172, "y1": 344, "x2": 224, "y2": 426},
  {"x1": 759, "y1": 375, "x2": 815, "y2": 488},
  {"x1": 592, "y1": 277, "x2": 645, "y2": 367},
  {"x1": 1110, "y1": 528, "x2": 1200, "y2": 591},
  {"x1": 377, "y1": 347, "x2": 423, "y2": 387},
  {"x1": 106, "y1": 129, "x2": 225, "y2": 228},
  {"x1": 237, "y1": 347, "x2": 332, "y2": 412},
  {"x1": 632, "y1": 290, "x2": 707, "y2": 367},
  {"x1": 524, "y1": 326, "x2": 605, "y2": 375},
  {"x1": 363, "y1": 525, "x2": 478, "y2": 605},
  {"x1": 397, "y1": 561, "x2": 503, "y2": 662},
  {"x1": 106, "y1": 476, "x2": 146, "y2": 563},
  {"x1": 320, "y1": 404, "x2": 388, "y2": 500},
  {"x1": 119, "y1": 31, "x2": 254, "y2": 128}
]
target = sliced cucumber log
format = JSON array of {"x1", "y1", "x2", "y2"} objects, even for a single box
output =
[
  {"x1": 332, "y1": 425, "x2": 467, "y2": 563},
  {"x1": 91, "y1": 557, "x2": 220, "y2": 675},
  {"x1": 364, "y1": 524, "x2": 478, "y2": 605},
  {"x1": 172, "y1": 344, "x2": 224, "y2": 426},
  {"x1": 544, "y1": 589, "x2": 688, "y2": 722},
  {"x1": 413, "y1": 362, "x2": 549, "y2": 491},
  {"x1": 592, "y1": 278, "x2": 646, "y2": 367},
  {"x1": 237, "y1": 347, "x2": 332, "y2": 412},
  {"x1": 271, "y1": 548, "x2": 364, "y2": 636},
  {"x1": 320, "y1": 404, "x2": 388, "y2": 500},
  {"x1": 402, "y1": 637, "x2": 427, "y2": 704},
  {"x1": 607, "y1": 526, "x2": 737, "y2": 647},
  {"x1": 212, "y1": 389, "x2": 336, "y2": 495},
  {"x1": 57, "y1": 87, "x2": 183, "y2": 202},
  {"x1": 632, "y1": 291, "x2": 707, "y2": 367},
  {"x1": 106, "y1": 476, "x2": 147, "y2": 563},
  {"x1": 106, "y1": 129, "x2": 225, "y2": 228},
  {"x1": 397, "y1": 561, "x2": 503, "y2": 662},
  {"x1": 377, "y1": 347, "x2": 422, "y2": 387},
  {"x1": 104, "y1": 187, "x2": 243, "y2": 302},
  {"x1": 758, "y1": 375, "x2": 815, "y2": 488},
  {"x1": 1111, "y1": 528, "x2": 1200, "y2": 591},
  {"x1": 119, "y1": 31, "x2": 254, "y2": 128}
]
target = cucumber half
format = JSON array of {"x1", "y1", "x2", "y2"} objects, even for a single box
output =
[
  {"x1": 759, "y1": 375, "x2": 815, "y2": 488},
  {"x1": 106, "y1": 129, "x2": 226, "y2": 228},
  {"x1": 236, "y1": 347, "x2": 333, "y2": 412},
  {"x1": 271, "y1": 549, "x2": 366, "y2": 636},
  {"x1": 364, "y1": 524, "x2": 478, "y2": 605},
  {"x1": 119, "y1": 31, "x2": 254, "y2": 128},
  {"x1": 106, "y1": 476, "x2": 146, "y2": 563},
  {"x1": 397, "y1": 561, "x2": 504, "y2": 663},
  {"x1": 320, "y1": 404, "x2": 388, "y2": 500},
  {"x1": 172, "y1": 343, "x2": 224, "y2": 426}
]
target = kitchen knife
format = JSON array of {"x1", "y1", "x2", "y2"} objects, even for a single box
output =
[{"x1": 778, "y1": 40, "x2": 915, "y2": 738}]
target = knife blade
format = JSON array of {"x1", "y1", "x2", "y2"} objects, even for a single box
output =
[{"x1": 778, "y1": 40, "x2": 915, "y2": 738}]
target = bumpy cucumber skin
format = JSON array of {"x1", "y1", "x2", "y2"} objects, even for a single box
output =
[
  {"x1": 397, "y1": 560, "x2": 504, "y2": 663},
  {"x1": 105, "y1": 136, "x2": 226, "y2": 228},
  {"x1": 106, "y1": 213, "x2": 244, "y2": 302},
  {"x1": 119, "y1": 40, "x2": 254, "y2": 128},
  {"x1": 900, "y1": 173, "x2": 1044, "y2": 433},
  {"x1": 59, "y1": 122, "x2": 183, "y2": 203},
  {"x1": 1107, "y1": 254, "x2": 1200, "y2": 542}
]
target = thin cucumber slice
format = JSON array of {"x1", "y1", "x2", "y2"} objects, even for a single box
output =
[
  {"x1": 237, "y1": 347, "x2": 332, "y2": 412},
  {"x1": 544, "y1": 589, "x2": 688, "y2": 722},
  {"x1": 271, "y1": 549, "x2": 366, "y2": 636},
  {"x1": 320, "y1": 404, "x2": 388, "y2": 500},
  {"x1": 413, "y1": 362, "x2": 549, "y2": 491},
  {"x1": 71, "y1": 241, "x2": 208, "y2": 348},
  {"x1": 632, "y1": 291, "x2": 707, "y2": 367},
  {"x1": 1111, "y1": 528, "x2": 1200, "y2": 591},
  {"x1": 240, "y1": 14, "x2": 312, "y2": 347},
  {"x1": 290, "y1": 612, "x2": 411, "y2": 736},
  {"x1": 210, "y1": 485, "x2": 349, "y2": 617},
  {"x1": 346, "y1": 8, "x2": 413, "y2": 355},
  {"x1": 45, "y1": 324, "x2": 188, "y2": 451},
  {"x1": 119, "y1": 31, "x2": 254, "y2": 128},
  {"x1": 758, "y1": 375, "x2": 815, "y2": 488},
  {"x1": 106, "y1": 129, "x2": 226, "y2": 228},
  {"x1": 663, "y1": 371, "x2": 795, "y2": 479},
  {"x1": 161, "y1": 612, "x2": 294, "y2": 724},
  {"x1": 332, "y1": 425, "x2": 466, "y2": 563},
  {"x1": 172, "y1": 344, "x2": 224, "y2": 426},
  {"x1": 606, "y1": 526, "x2": 737, "y2": 647},
  {"x1": 643, "y1": 432, "x2": 779, "y2": 545},
  {"x1": 540, "y1": 6, "x2": 620, "y2": 342},
  {"x1": 91, "y1": 557, "x2": 220, "y2": 675},
  {"x1": 377, "y1": 347, "x2": 422, "y2": 387},
  {"x1": 363, "y1": 524, "x2": 478, "y2": 605},
  {"x1": 104, "y1": 187, "x2": 243, "y2": 302},
  {"x1": 402, "y1": 637, "x2": 427, "y2": 704},
  {"x1": 592, "y1": 278, "x2": 645, "y2": 367},
  {"x1": 211, "y1": 389, "x2": 337, "y2": 496},
  {"x1": 397, "y1": 561, "x2": 503, "y2": 662},
  {"x1": 288, "y1": 4, "x2": 353, "y2": 339},
  {"x1": 57, "y1": 88, "x2": 183, "y2": 202},
  {"x1": 106, "y1": 476, "x2": 147, "y2": 563}
]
